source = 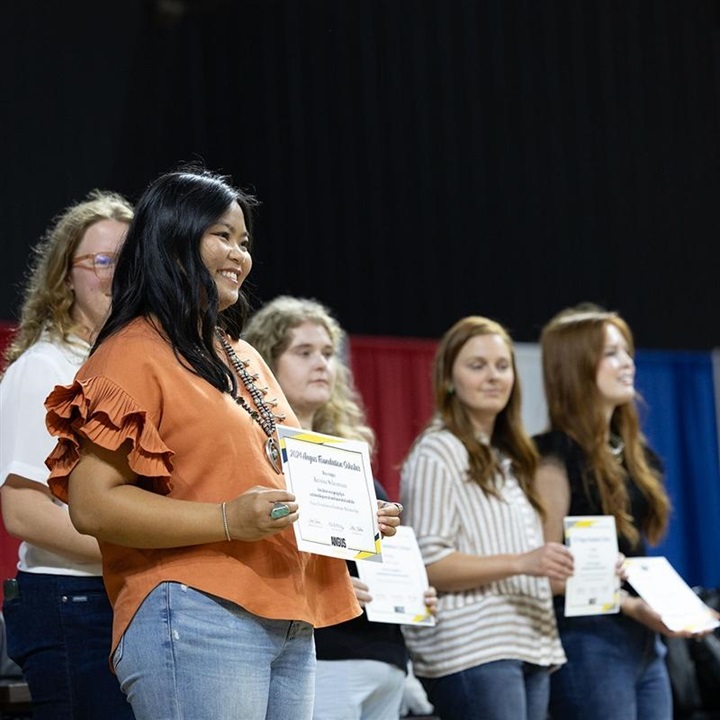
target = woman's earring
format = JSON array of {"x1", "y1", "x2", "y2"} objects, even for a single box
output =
[{"x1": 447, "y1": 385, "x2": 455, "y2": 395}]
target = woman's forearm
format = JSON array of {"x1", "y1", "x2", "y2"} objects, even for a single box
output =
[
  {"x1": 2, "y1": 475, "x2": 102, "y2": 563},
  {"x1": 426, "y1": 551, "x2": 523, "y2": 592}
]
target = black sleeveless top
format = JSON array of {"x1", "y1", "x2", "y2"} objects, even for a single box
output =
[{"x1": 533, "y1": 430, "x2": 661, "y2": 558}]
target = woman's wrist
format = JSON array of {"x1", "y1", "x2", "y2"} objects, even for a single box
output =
[{"x1": 619, "y1": 588, "x2": 633, "y2": 615}]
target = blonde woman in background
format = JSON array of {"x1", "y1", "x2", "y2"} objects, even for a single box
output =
[
  {"x1": 0, "y1": 190, "x2": 135, "y2": 719},
  {"x1": 244, "y1": 295, "x2": 435, "y2": 720}
]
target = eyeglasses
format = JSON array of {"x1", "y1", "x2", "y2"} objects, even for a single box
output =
[{"x1": 71, "y1": 252, "x2": 118, "y2": 277}]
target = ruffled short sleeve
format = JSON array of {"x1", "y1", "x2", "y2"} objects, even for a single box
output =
[{"x1": 45, "y1": 376, "x2": 174, "y2": 503}]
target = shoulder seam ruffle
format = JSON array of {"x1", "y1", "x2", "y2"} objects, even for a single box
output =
[{"x1": 45, "y1": 376, "x2": 174, "y2": 502}]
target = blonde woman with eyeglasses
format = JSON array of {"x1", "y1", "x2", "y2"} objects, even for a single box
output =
[{"x1": 0, "y1": 190, "x2": 135, "y2": 720}]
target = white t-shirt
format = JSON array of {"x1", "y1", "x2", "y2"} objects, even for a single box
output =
[{"x1": 0, "y1": 334, "x2": 102, "y2": 576}]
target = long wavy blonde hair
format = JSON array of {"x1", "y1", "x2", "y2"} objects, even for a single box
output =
[
  {"x1": 541, "y1": 306, "x2": 670, "y2": 545},
  {"x1": 243, "y1": 295, "x2": 375, "y2": 452},
  {"x1": 3, "y1": 190, "x2": 134, "y2": 369}
]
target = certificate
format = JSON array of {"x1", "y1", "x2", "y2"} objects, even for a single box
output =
[
  {"x1": 276, "y1": 425, "x2": 382, "y2": 562},
  {"x1": 563, "y1": 515, "x2": 621, "y2": 617},
  {"x1": 624, "y1": 556, "x2": 720, "y2": 633},
  {"x1": 356, "y1": 525, "x2": 435, "y2": 626}
]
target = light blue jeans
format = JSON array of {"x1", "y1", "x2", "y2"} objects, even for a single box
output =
[{"x1": 112, "y1": 582, "x2": 316, "y2": 720}]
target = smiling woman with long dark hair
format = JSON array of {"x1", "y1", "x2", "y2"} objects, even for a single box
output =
[{"x1": 43, "y1": 165, "x2": 399, "y2": 720}]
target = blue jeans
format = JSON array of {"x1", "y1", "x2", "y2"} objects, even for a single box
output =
[
  {"x1": 2, "y1": 571, "x2": 134, "y2": 720},
  {"x1": 549, "y1": 609, "x2": 672, "y2": 720},
  {"x1": 112, "y1": 582, "x2": 316, "y2": 720},
  {"x1": 420, "y1": 660, "x2": 550, "y2": 720}
]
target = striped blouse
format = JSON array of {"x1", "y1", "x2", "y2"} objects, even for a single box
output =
[{"x1": 400, "y1": 426, "x2": 565, "y2": 679}]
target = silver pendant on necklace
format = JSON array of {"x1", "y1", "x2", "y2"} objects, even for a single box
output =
[{"x1": 265, "y1": 437, "x2": 282, "y2": 474}]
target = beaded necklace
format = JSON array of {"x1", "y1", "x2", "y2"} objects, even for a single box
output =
[{"x1": 216, "y1": 329, "x2": 283, "y2": 474}]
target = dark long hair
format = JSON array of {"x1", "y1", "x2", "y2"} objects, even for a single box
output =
[{"x1": 93, "y1": 165, "x2": 259, "y2": 395}]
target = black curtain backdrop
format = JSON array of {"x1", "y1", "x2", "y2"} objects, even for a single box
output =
[{"x1": 2, "y1": 0, "x2": 719, "y2": 349}]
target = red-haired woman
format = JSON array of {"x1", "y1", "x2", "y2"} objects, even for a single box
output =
[{"x1": 534, "y1": 305, "x2": 679, "y2": 720}]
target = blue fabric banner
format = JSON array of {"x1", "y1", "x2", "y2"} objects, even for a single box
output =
[{"x1": 635, "y1": 351, "x2": 720, "y2": 589}]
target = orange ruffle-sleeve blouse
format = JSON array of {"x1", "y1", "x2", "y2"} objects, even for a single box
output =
[{"x1": 45, "y1": 318, "x2": 359, "y2": 654}]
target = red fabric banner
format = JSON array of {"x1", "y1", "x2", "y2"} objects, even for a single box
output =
[
  {"x1": 0, "y1": 322, "x2": 21, "y2": 592},
  {"x1": 348, "y1": 335, "x2": 438, "y2": 501}
]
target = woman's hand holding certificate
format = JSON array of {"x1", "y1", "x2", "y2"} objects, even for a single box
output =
[
  {"x1": 563, "y1": 516, "x2": 621, "y2": 617},
  {"x1": 623, "y1": 556, "x2": 720, "y2": 636},
  {"x1": 276, "y1": 425, "x2": 383, "y2": 562}
]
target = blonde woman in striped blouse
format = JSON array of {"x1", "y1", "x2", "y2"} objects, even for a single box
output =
[{"x1": 400, "y1": 316, "x2": 574, "y2": 720}]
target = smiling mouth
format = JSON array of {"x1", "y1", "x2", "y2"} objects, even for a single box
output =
[{"x1": 219, "y1": 270, "x2": 240, "y2": 284}]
